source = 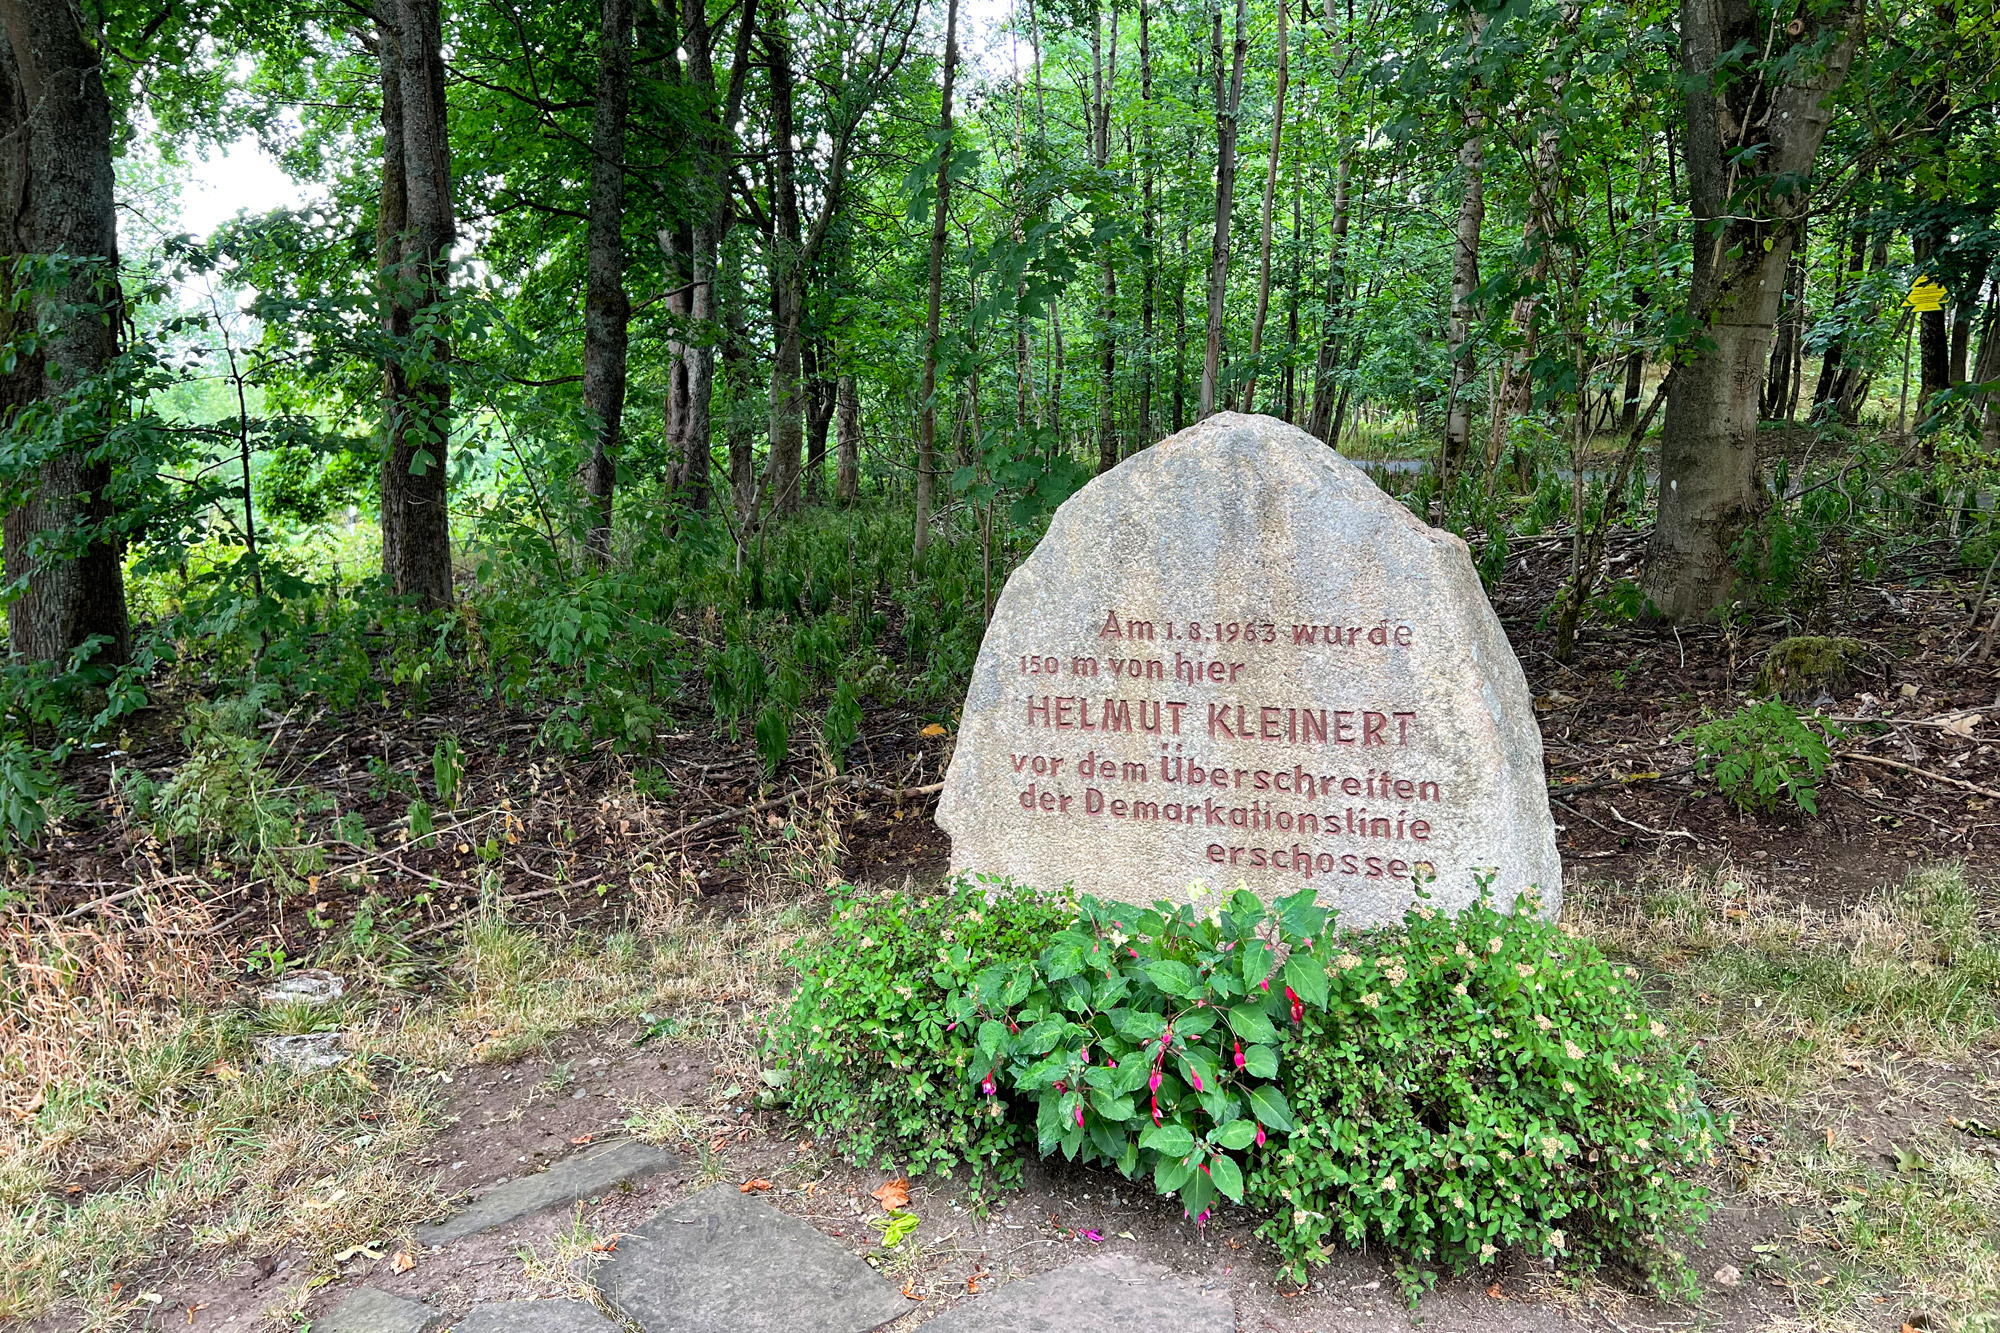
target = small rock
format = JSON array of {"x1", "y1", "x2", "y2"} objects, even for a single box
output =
[
  {"x1": 256, "y1": 1032, "x2": 348, "y2": 1070},
  {"x1": 258, "y1": 970, "x2": 346, "y2": 1006},
  {"x1": 1713, "y1": 1265, "x2": 1742, "y2": 1288}
]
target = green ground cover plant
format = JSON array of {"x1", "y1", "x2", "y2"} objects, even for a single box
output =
[{"x1": 770, "y1": 876, "x2": 1717, "y2": 1292}]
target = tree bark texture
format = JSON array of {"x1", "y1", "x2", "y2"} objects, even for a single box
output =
[
  {"x1": 1241, "y1": 0, "x2": 1287, "y2": 416},
  {"x1": 1645, "y1": 0, "x2": 1859, "y2": 622},
  {"x1": 1440, "y1": 13, "x2": 1487, "y2": 486},
  {"x1": 1198, "y1": 0, "x2": 1246, "y2": 420},
  {"x1": 764, "y1": 19, "x2": 806, "y2": 514},
  {"x1": 378, "y1": 0, "x2": 456, "y2": 609},
  {"x1": 834, "y1": 372, "x2": 861, "y2": 503},
  {"x1": 0, "y1": 0, "x2": 129, "y2": 664},
  {"x1": 1092, "y1": 0, "x2": 1118, "y2": 474},
  {"x1": 580, "y1": 0, "x2": 632, "y2": 563},
  {"x1": 914, "y1": 0, "x2": 958, "y2": 561}
]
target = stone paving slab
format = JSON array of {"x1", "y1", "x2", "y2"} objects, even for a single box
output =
[
  {"x1": 453, "y1": 1300, "x2": 622, "y2": 1333},
  {"x1": 312, "y1": 1287, "x2": 445, "y2": 1333},
  {"x1": 917, "y1": 1255, "x2": 1236, "y2": 1333},
  {"x1": 416, "y1": 1140, "x2": 675, "y2": 1247},
  {"x1": 599, "y1": 1184, "x2": 909, "y2": 1333}
]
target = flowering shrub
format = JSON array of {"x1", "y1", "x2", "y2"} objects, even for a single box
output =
[
  {"x1": 769, "y1": 876, "x2": 1715, "y2": 1290},
  {"x1": 765, "y1": 877, "x2": 1075, "y2": 1182},
  {"x1": 948, "y1": 883, "x2": 1331, "y2": 1224},
  {"x1": 1248, "y1": 889, "x2": 1718, "y2": 1288}
]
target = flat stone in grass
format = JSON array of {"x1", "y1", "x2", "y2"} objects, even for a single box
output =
[
  {"x1": 918, "y1": 1255, "x2": 1234, "y2": 1333},
  {"x1": 416, "y1": 1139, "x2": 675, "y2": 1247},
  {"x1": 598, "y1": 1184, "x2": 908, "y2": 1333},
  {"x1": 938, "y1": 411, "x2": 1561, "y2": 925},
  {"x1": 312, "y1": 1287, "x2": 444, "y2": 1333},
  {"x1": 453, "y1": 1301, "x2": 622, "y2": 1333}
]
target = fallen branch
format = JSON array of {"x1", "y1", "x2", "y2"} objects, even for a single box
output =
[
  {"x1": 1547, "y1": 764, "x2": 1692, "y2": 796},
  {"x1": 1607, "y1": 804, "x2": 1695, "y2": 841},
  {"x1": 1838, "y1": 751, "x2": 2000, "y2": 801}
]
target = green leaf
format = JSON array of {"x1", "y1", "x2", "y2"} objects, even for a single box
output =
[
  {"x1": 1141, "y1": 1123, "x2": 1196, "y2": 1157},
  {"x1": 976, "y1": 1019, "x2": 1008, "y2": 1057},
  {"x1": 1000, "y1": 965, "x2": 1034, "y2": 1006},
  {"x1": 1247, "y1": 1085, "x2": 1294, "y2": 1133},
  {"x1": 1284, "y1": 954, "x2": 1329, "y2": 1009},
  {"x1": 1212, "y1": 1118, "x2": 1259, "y2": 1150},
  {"x1": 1227, "y1": 1004, "x2": 1278, "y2": 1045},
  {"x1": 1143, "y1": 960, "x2": 1196, "y2": 996},
  {"x1": 1116, "y1": 1009, "x2": 1166, "y2": 1041},
  {"x1": 1015, "y1": 1018, "x2": 1066, "y2": 1056},
  {"x1": 1180, "y1": 1164, "x2": 1217, "y2": 1215},
  {"x1": 1154, "y1": 1154, "x2": 1194, "y2": 1194},
  {"x1": 1239, "y1": 941, "x2": 1275, "y2": 988},
  {"x1": 1207, "y1": 1153, "x2": 1245, "y2": 1202},
  {"x1": 1243, "y1": 1043, "x2": 1279, "y2": 1079}
]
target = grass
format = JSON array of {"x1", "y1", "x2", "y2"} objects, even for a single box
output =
[
  {"x1": 8, "y1": 858, "x2": 1997, "y2": 1331},
  {"x1": 0, "y1": 887, "x2": 818, "y2": 1328},
  {"x1": 1570, "y1": 861, "x2": 2000, "y2": 1332}
]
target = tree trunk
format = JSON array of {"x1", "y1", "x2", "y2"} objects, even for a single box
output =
[
  {"x1": 914, "y1": 0, "x2": 959, "y2": 562},
  {"x1": 1761, "y1": 231, "x2": 1805, "y2": 420},
  {"x1": 1092, "y1": 0, "x2": 1118, "y2": 473},
  {"x1": 378, "y1": 0, "x2": 455, "y2": 609},
  {"x1": 1810, "y1": 208, "x2": 1864, "y2": 418},
  {"x1": 1171, "y1": 215, "x2": 1188, "y2": 432},
  {"x1": 1198, "y1": 0, "x2": 1247, "y2": 419},
  {"x1": 0, "y1": 0, "x2": 128, "y2": 664},
  {"x1": 1307, "y1": 153, "x2": 1351, "y2": 442},
  {"x1": 660, "y1": 222, "x2": 694, "y2": 496},
  {"x1": 1973, "y1": 279, "x2": 1999, "y2": 451},
  {"x1": 1645, "y1": 0, "x2": 1859, "y2": 622},
  {"x1": 765, "y1": 19, "x2": 806, "y2": 515},
  {"x1": 805, "y1": 337, "x2": 833, "y2": 502},
  {"x1": 580, "y1": 0, "x2": 632, "y2": 564},
  {"x1": 1440, "y1": 12, "x2": 1488, "y2": 489},
  {"x1": 1241, "y1": 0, "x2": 1287, "y2": 416},
  {"x1": 1137, "y1": 0, "x2": 1155, "y2": 447},
  {"x1": 720, "y1": 239, "x2": 758, "y2": 536},
  {"x1": 835, "y1": 372, "x2": 861, "y2": 503}
]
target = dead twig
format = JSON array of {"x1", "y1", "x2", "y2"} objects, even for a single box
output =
[
  {"x1": 1607, "y1": 805, "x2": 1696, "y2": 841},
  {"x1": 1838, "y1": 751, "x2": 2000, "y2": 801}
]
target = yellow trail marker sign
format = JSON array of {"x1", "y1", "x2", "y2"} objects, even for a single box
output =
[{"x1": 1906, "y1": 277, "x2": 1948, "y2": 312}]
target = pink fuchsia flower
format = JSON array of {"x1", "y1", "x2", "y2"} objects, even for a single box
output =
[
  {"x1": 981, "y1": 1075, "x2": 996, "y2": 1096},
  {"x1": 1233, "y1": 1040, "x2": 1246, "y2": 1070},
  {"x1": 1075, "y1": 1103, "x2": 1085, "y2": 1127},
  {"x1": 1260, "y1": 977, "x2": 1270, "y2": 991},
  {"x1": 1080, "y1": 1047, "x2": 1090, "y2": 1064},
  {"x1": 1286, "y1": 986, "x2": 1304, "y2": 1025},
  {"x1": 945, "y1": 1021, "x2": 958, "y2": 1031},
  {"x1": 1149, "y1": 1068, "x2": 1163, "y2": 1092},
  {"x1": 1150, "y1": 1094, "x2": 1162, "y2": 1126},
  {"x1": 1081, "y1": 1230, "x2": 1103, "y2": 1243},
  {"x1": 1190, "y1": 1069, "x2": 1205, "y2": 1092},
  {"x1": 1255, "y1": 1123, "x2": 1266, "y2": 1147}
]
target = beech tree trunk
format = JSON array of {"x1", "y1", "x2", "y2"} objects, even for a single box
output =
[
  {"x1": 377, "y1": 0, "x2": 456, "y2": 609},
  {"x1": 0, "y1": 0, "x2": 128, "y2": 664},
  {"x1": 1645, "y1": 0, "x2": 1859, "y2": 622},
  {"x1": 913, "y1": 0, "x2": 959, "y2": 561},
  {"x1": 834, "y1": 372, "x2": 861, "y2": 504},
  {"x1": 1241, "y1": 0, "x2": 1287, "y2": 416},
  {"x1": 580, "y1": 0, "x2": 632, "y2": 563},
  {"x1": 1198, "y1": 0, "x2": 1246, "y2": 419}
]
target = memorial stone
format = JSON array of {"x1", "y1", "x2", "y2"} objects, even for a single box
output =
[{"x1": 937, "y1": 412, "x2": 1561, "y2": 926}]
